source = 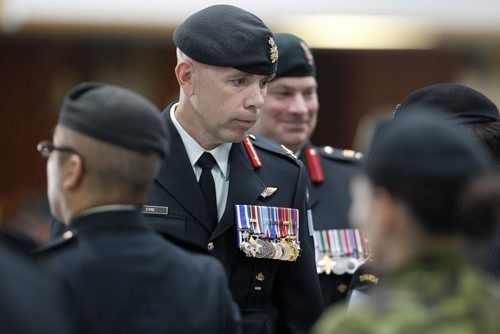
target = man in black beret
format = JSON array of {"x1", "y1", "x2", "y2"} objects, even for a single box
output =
[
  {"x1": 251, "y1": 33, "x2": 364, "y2": 307},
  {"x1": 38, "y1": 82, "x2": 240, "y2": 333},
  {"x1": 144, "y1": 5, "x2": 323, "y2": 334}
]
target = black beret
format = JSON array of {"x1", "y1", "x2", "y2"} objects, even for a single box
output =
[
  {"x1": 58, "y1": 82, "x2": 167, "y2": 157},
  {"x1": 365, "y1": 111, "x2": 493, "y2": 187},
  {"x1": 173, "y1": 4, "x2": 278, "y2": 76},
  {"x1": 364, "y1": 111, "x2": 495, "y2": 235},
  {"x1": 395, "y1": 83, "x2": 500, "y2": 124},
  {"x1": 274, "y1": 33, "x2": 315, "y2": 78}
]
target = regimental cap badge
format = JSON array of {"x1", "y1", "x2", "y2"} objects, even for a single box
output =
[
  {"x1": 300, "y1": 41, "x2": 314, "y2": 65},
  {"x1": 268, "y1": 37, "x2": 279, "y2": 64}
]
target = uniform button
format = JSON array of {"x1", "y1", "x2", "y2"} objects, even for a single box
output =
[
  {"x1": 63, "y1": 231, "x2": 74, "y2": 240},
  {"x1": 207, "y1": 242, "x2": 214, "y2": 251}
]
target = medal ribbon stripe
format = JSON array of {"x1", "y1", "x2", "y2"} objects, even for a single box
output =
[
  {"x1": 258, "y1": 206, "x2": 264, "y2": 235},
  {"x1": 271, "y1": 207, "x2": 278, "y2": 239},
  {"x1": 354, "y1": 229, "x2": 363, "y2": 259},
  {"x1": 337, "y1": 230, "x2": 346, "y2": 256},
  {"x1": 343, "y1": 229, "x2": 352, "y2": 256},
  {"x1": 348, "y1": 229, "x2": 358, "y2": 258},
  {"x1": 325, "y1": 230, "x2": 333, "y2": 255},
  {"x1": 245, "y1": 205, "x2": 254, "y2": 234},
  {"x1": 262, "y1": 206, "x2": 271, "y2": 238},
  {"x1": 286, "y1": 208, "x2": 292, "y2": 236},
  {"x1": 293, "y1": 208, "x2": 299, "y2": 239},
  {"x1": 333, "y1": 230, "x2": 341, "y2": 256}
]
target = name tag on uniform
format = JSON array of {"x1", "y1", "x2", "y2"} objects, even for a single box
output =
[{"x1": 142, "y1": 205, "x2": 168, "y2": 215}]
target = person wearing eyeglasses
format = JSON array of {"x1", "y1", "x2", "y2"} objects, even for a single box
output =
[{"x1": 37, "y1": 82, "x2": 241, "y2": 334}]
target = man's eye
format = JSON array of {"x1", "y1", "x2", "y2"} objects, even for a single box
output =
[
  {"x1": 231, "y1": 79, "x2": 247, "y2": 86},
  {"x1": 274, "y1": 91, "x2": 293, "y2": 97}
]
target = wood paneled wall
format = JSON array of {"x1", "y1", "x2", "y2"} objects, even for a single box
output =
[{"x1": 0, "y1": 35, "x2": 464, "y2": 223}]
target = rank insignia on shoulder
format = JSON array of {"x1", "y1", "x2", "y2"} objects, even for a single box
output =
[
  {"x1": 305, "y1": 147, "x2": 325, "y2": 184},
  {"x1": 323, "y1": 146, "x2": 335, "y2": 155},
  {"x1": 243, "y1": 137, "x2": 263, "y2": 169},
  {"x1": 281, "y1": 144, "x2": 296, "y2": 159},
  {"x1": 359, "y1": 274, "x2": 379, "y2": 285},
  {"x1": 62, "y1": 230, "x2": 74, "y2": 240},
  {"x1": 37, "y1": 229, "x2": 77, "y2": 253},
  {"x1": 259, "y1": 187, "x2": 278, "y2": 200},
  {"x1": 342, "y1": 149, "x2": 363, "y2": 160},
  {"x1": 235, "y1": 204, "x2": 300, "y2": 261}
]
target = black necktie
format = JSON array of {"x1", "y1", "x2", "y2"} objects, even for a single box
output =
[{"x1": 196, "y1": 152, "x2": 218, "y2": 229}]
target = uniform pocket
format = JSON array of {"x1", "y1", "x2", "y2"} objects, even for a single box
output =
[
  {"x1": 143, "y1": 213, "x2": 186, "y2": 239},
  {"x1": 242, "y1": 259, "x2": 278, "y2": 311}
]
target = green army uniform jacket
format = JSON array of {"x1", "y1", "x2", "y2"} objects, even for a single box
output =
[{"x1": 313, "y1": 253, "x2": 500, "y2": 334}]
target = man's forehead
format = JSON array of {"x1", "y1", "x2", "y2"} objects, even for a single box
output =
[
  {"x1": 269, "y1": 76, "x2": 317, "y2": 90},
  {"x1": 215, "y1": 66, "x2": 272, "y2": 80}
]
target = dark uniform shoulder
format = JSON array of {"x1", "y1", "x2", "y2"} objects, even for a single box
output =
[
  {"x1": 248, "y1": 133, "x2": 300, "y2": 166},
  {"x1": 316, "y1": 145, "x2": 363, "y2": 163},
  {"x1": 37, "y1": 230, "x2": 77, "y2": 254}
]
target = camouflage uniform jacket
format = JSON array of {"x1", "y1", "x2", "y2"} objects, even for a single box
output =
[{"x1": 312, "y1": 253, "x2": 500, "y2": 334}]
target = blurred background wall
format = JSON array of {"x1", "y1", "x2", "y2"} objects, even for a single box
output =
[{"x1": 1, "y1": 0, "x2": 499, "y2": 236}]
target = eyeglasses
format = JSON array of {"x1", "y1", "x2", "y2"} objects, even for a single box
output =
[{"x1": 37, "y1": 140, "x2": 86, "y2": 170}]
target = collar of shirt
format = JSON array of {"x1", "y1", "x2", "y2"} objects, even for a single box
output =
[
  {"x1": 73, "y1": 204, "x2": 138, "y2": 220},
  {"x1": 170, "y1": 103, "x2": 231, "y2": 180}
]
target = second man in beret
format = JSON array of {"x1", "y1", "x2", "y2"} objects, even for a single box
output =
[{"x1": 250, "y1": 33, "x2": 365, "y2": 307}]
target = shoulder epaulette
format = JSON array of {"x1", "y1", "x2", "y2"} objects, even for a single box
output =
[
  {"x1": 246, "y1": 134, "x2": 299, "y2": 165},
  {"x1": 319, "y1": 146, "x2": 363, "y2": 162},
  {"x1": 37, "y1": 230, "x2": 77, "y2": 253},
  {"x1": 359, "y1": 273, "x2": 379, "y2": 285}
]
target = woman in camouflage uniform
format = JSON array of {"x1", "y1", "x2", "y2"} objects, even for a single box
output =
[{"x1": 313, "y1": 112, "x2": 500, "y2": 334}]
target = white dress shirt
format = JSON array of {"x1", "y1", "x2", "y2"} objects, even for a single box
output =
[{"x1": 170, "y1": 104, "x2": 231, "y2": 222}]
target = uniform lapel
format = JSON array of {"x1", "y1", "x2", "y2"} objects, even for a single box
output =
[
  {"x1": 154, "y1": 108, "x2": 214, "y2": 233},
  {"x1": 211, "y1": 143, "x2": 266, "y2": 239}
]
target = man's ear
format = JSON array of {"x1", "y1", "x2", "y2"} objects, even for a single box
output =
[
  {"x1": 62, "y1": 155, "x2": 85, "y2": 190},
  {"x1": 175, "y1": 60, "x2": 195, "y2": 97}
]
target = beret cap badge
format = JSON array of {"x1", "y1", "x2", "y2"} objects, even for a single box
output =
[
  {"x1": 268, "y1": 37, "x2": 279, "y2": 64},
  {"x1": 300, "y1": 41, "x2": 314, "y2": 65}
]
